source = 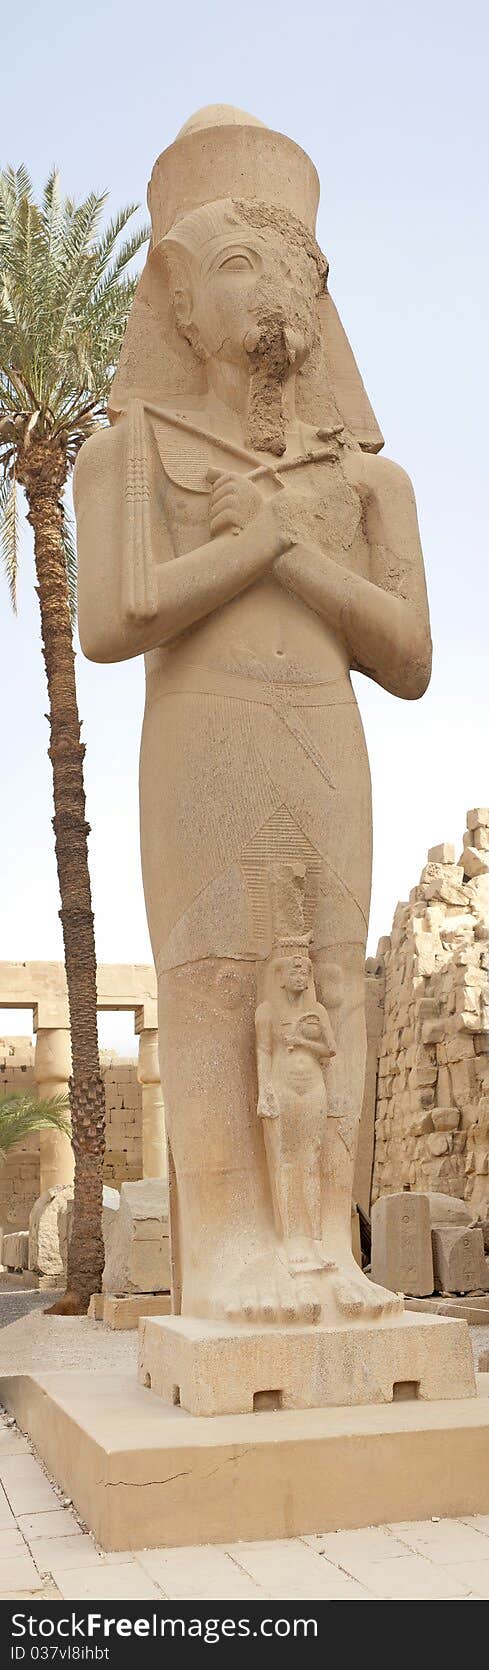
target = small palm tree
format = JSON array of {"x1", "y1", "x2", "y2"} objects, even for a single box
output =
[
  {"x1": 0, "y1": 1092, "x2": 70, "y2": 1162},
  {"x1": 0, "y1": 168, "x2": 148, "y2": 1309}
]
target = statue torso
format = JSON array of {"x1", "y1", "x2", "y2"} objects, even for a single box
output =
[{"x1": 143, "y1": 400, "x2": 370, "y2": 694}]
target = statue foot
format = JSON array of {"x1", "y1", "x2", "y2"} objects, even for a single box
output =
[
  {"x1": 219, "y1": 1252, "x2": 321, "y2": 1325},
  {"x1": 332, "y1": 1260, "x2": 403, "y2": 1322}
]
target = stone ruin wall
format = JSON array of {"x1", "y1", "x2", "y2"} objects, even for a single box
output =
[
  {"x1": 0, "y1": 1038, "x2": 143, "y2": 1230},
  {"x1": 371, "y1": 809, "x2": 489, "y2": 1212}
]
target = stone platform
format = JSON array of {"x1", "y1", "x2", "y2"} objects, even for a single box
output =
[
  {"x1": 138, "y1": 1311, "x2": 476, "y2": 1417},
  {"x1": 2, "y1": 1369, "x2": 489, "y2": 1552}
]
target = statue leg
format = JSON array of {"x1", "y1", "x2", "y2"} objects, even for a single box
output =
[
  {"x1": 158, "y1": 958, "x2": 319, "y2": 1323},
  {"x1": 316, "y1": 941, "x2": 402, "y2": 1320},
  {"x1": 279, "y1": 1086, "x2": 331, "y2": 1274}
]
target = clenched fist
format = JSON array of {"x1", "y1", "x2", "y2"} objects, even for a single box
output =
[{"x1": 207, "y1": 469, "x2": 263, "y2": 537}]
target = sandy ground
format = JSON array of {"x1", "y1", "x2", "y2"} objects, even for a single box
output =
[{"x1": 0, "y1": 1308, "x2": 138, "y2": 1376}]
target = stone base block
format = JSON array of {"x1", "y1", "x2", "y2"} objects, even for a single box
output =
[
  {"x1": 138, "y1": 1312, "x2": 475, "y2": 1417},
  {"x1": 87, "y1": 1294, "x2": 105, "y2": 1320},
  {"x1": 406, "y1": 1295, "x2": 489, "y2": 1324},
  {"x1": 2, "y1": 1370, "x2": 489, "y2": 1551},
  {"x1": 103, "y1": 1293, "x2": 171, "y2": 1330}
]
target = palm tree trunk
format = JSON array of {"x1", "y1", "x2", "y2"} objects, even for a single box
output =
[{"x1": 22, "y1": 440, "x2": 105, "y2": 1311}]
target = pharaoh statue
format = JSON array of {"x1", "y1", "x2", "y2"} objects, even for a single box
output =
[{"x1": 75, "y1": 105, "x2": 432, "y2": 1331}]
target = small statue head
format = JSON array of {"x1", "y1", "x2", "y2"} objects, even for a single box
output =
[
  {"x1": 277, "y1": 950, "x2": 312, "y2": 995},
  {"x1": 162, "y1": 198, "x2": 328, "y2": 452}
]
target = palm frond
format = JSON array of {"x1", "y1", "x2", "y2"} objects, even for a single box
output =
[
  {"x1": 0, "y1": 467, "x2": 19, "y2": 610},
  {"x1": 0, "y1": 1091, "x2": 70, "y2": 1161},
  {"x1": 0, "y1": 161, "x2": 148, "y2": 514}
]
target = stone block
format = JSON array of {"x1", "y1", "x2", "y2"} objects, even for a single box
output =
[
  {"x1": 102, "y1": 1179, "x2": 170, "y2": 1296},
  {"x1": 28, "y1": 1186, "x2": 72, "y2": 1277},
  {"x1": 138, "y1": 1311, "x2": 475, "y2": 1417},
  {"x1": 371, "y1": 1193, "x2": 434, "y2": 1296},
  {"x1": 103, "y1": 1293, "x2": 172, "y2": 1330},
  {"x1": 3, "y1": 1231, "x2": 29, "y2": 1271},
  {"x1": 58, "y1": 1185, "x2": 119, "y2": 1275},
  {"x1": 428, "y1": 843, "x2": 456, "y2": 865},
  {"x1": 431, "y1": 1226, "x2": 489, "y2": 1295},
  {"x1": 424, "y1": 1191, "x2": 476, "y2": 1229},
  {"x1": 463, "y1": 847, "x2": 489, "y2": 880},
  {"x1": 467, "y1": 809, "x2": 489, "y2": 831}
]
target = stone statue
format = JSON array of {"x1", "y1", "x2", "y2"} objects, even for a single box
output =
[
  {"x1": 75, "y1": 105, "x2": 432, "y2": 1332},
  {"x1": 255, "y1": 863, "x2": 336, "y2": 1283}
]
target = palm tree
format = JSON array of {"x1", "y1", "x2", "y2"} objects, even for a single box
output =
[
  {"x1": 0, "y1": 1092, "x2": 70, "y2": 1162},
  {"x1": 0, "y1": 168, "x2": 148, "y2": 1310}
]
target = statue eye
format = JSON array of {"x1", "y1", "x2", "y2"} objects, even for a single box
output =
[{"x1": 218, "y1": 253, "x2": 253, "y2": 273}]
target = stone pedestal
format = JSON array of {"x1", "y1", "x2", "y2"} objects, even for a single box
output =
[
  {"x1": 138, "y1": 1311, "x2": 475, "y2": 1418},
  {"x1": 34, "y1": 1026, "x2": 74, "y2": 1193}
]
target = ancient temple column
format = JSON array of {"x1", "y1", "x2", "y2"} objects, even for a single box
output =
[
  {"x1": 135, "y1": 1004, "x2": 167, "y2": 1179},
  {"x1": 34, "y1": 1016, "x2": 74, "y2": 1193}
]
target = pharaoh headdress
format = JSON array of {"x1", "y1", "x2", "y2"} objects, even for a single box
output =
[{"x1": 109, "y1": 104, "x2": 383, "y2": 452}]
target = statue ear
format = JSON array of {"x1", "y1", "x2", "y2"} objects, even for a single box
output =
[{"x1": 162, "y1": 243, "x2": 194, "y2": 333}]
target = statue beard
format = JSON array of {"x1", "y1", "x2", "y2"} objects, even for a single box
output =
[{"x1": 242, "y1": 279, "x2": 315, "y2": 456}]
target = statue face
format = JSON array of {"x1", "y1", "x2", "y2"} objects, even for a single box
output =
[
  {"x1": 168, "y1": 222, "x2": 320, "y2": 374},
  {"x1": 280, "y1": 954, "x2": 311, "y2": 995}
]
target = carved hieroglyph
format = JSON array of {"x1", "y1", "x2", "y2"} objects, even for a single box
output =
[{"x1": 75, "y1": 105, "x2": 432, "y2": 1329}]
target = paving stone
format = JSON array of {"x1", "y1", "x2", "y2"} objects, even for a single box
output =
[
  {"x1": 388, "y1": 1518, "x2": 489, "y2": 1563},
  {"x1": 18, "y1": 1508, "x2": 83, "y2": 1541},
  {"x1": 52, "y1": 1562, "x2": 163, "y2": 1601},
  {"x1": 443, "y1": 1561, "x2": 489, "y2": 1598},
  {"x1": 304, "y1": 1526, "x2": 407, "y2": 1563},
  {"x1": 0, "y1": 1456, "x2": 61, "y2": 1515},
  {"x1": 0, "y1": 1552, "x2": 42, "y2": 1594},
  {"x1": 0, "y1": 1529, "x2": 26, "y2": 1557},
  {"x1": 29, "y1": 1534, "x2": 103, "y2": 1571},
  {"x1": 459, "y1": 1514, "x2": 489, "y2": 1535},
  {"x1": 223, "y1": 1538, "x2": 373, "y2": 1600},
  {"x1": 137, "y1": 1545, "x2": 267, "y2": 1599},
  {"x1": 0, "y1": 1483, "x2": 15, "y2": 1529},
  {"x1": 0, "y1": 1431, "x2": 31, "y2": 1457},
  {"x1": 341, "y1": 1553, "x2": 471, "y2": 1600}
]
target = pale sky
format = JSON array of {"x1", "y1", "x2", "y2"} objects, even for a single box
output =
[{"x1": 1, "y1": 0, "x2": 488, "y2": 1052}]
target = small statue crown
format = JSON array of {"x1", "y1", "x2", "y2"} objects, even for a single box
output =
[{"x1": 270, "y1": 863, "x2": 312, "y2": 952}]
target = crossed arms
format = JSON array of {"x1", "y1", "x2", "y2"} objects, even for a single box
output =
[{"x1": 75, "y1": 410, "x2": 432, "y2": 701}]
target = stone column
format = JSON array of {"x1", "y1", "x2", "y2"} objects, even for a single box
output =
[
  {"x1": 135, "y1": 1004, "x2": 167, "y2": 1179},
  {"x1": 34, "y1": 1007, "x2": 74, "y2": 1194}
]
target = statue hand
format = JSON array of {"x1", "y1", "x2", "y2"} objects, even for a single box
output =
[
  {"x1": 257, "y1": 1087, "x2": 280, "y2": 1121},
  {"x1": 207, "y1": 470, "x2": 263, "y2": 537}
]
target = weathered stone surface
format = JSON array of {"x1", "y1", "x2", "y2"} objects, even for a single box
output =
[
  {"x1": 431, "y1": 1225, "x2": 489, "y2": 1294},
  {"x1": 372, "y1": 811, "x2": 489, "y2": 1210},
  {"x1": 371, "y1": 1193, "x2": 434, "y2": 1296},
  {"x1": 424, "y1": 1192, "x2": 476, "y2": 1228},
  {"x1": 103, "y1": 1293, "x2": 171, "y2": 1330},
  {"x1": 3, "y1": 1230, "x2": 29, "y2": 1270},
  {"x1": 463, "y1": 847, "x2": 489, "y2": 881},
  {"x1": 103, "y1": 1179, "x2": 170, "y2": 1295},
  {"x1": 58, "y1": 1185, "x2": 120, "y2": 1276},
  {"x1": 139, "y1": 1311, "x2": 475, "y2": 1417},
  {"x1": 29, "y1": 1186, "x2": 72, "y2": 1276},
  {"x1": 428, "y1": 843, "x2": 456, "y2": 865}
]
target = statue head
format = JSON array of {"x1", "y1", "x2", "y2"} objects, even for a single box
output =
[
  {"x1": 278, "y1": 951, "x2": 312, "y2": 996},
  {"x1": 109, "y1": 106, "x2": 384, "y2": 455},
  {"x1": 162, "y1": 199, "x2": 328, "y2": 452}
]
